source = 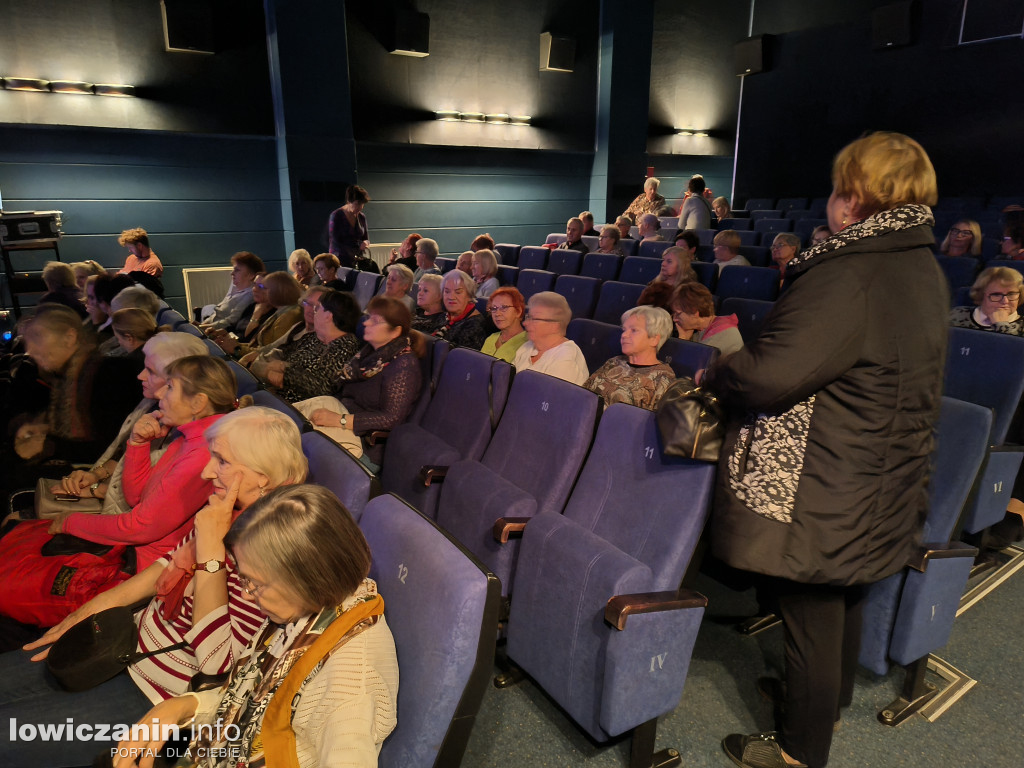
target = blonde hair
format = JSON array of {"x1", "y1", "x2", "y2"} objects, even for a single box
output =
[
  {"x1": 970, "y1": 267, "x2": 1024, "y2": 306},
  {"x1": 111, "y1": 308, "x2": 158, "y2": 343},
  {"x1": 528, "y1": 291, "x2": 572, "y2": 332},
  {"x1": 204, "y1": 406, "x2": 308, "y2": 489},
  {"x1": 831, "y1": 132, "x2": 938, "y2": 218},
  {"x1": 713, "y1": 229, "x2": 742, "y2": 253},
  {"x1": 472, "y1": 249, "x2": 498, "y2": 279},
  {"x1": 42, "y1": 261, "x2": 77, "y2": 291},
  {"x1": 940, "y1": 219, "x2": 983, "y2": 258},
  {"x1": 163, "y1": 356, "x2": 237, "y2": 414}
]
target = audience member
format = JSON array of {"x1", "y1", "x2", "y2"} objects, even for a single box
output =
[
  {"x1": 677, "y1": 176, "x2": 713, "y2": 230},
  {"x1": 637, "y1": 281, "x2": 676, "y2": 314},
  {"x1": 434, "y1": 270, "x2": 487, "y2": 350},
  {"x1": 513, "y1": 291, "x2": 588, "y2": 384},
  {"x1": 579, "y1": 211, "x2": 600, "y2": 237},
  {"x1": 387, "y1": 233, "x2": 422, "y2": 272},
  {"x1": 288, "y1": 248, "x2": 316, "y2": 288},
  {"x1": 480, "y1": 287, "x2": 527, "y2": 363},
  {"x1": 200, "y1": 251, "x2": 264, "y2": 331},
  {"x1": 712, "y1": 196, "x2": 731, "y2": 220},
  {"x1": 470, "y1": 233, "x2": 496, "y2": 252},
  {"x1": 83, "y1": 275, "x2": 113, "y2": 343},
  {"x1": 638, "y1": 213, "x2": 664, "y2": 241},
  {"x1": 712, "y1": 230, "x2": 751, "y2": 273},
  {"x1": 1001, "y1": 225, "x2": 1024, "y2": 259},
  {"x1": 245, "y1": 285, "x2": 325, "y2": 373},
  {"x1": 39, "y1": 261, "x2": 86, "y2": 318},
  {"x1": 560, "y1": 217, "x2": 590, "y2": 253},
  {"x1": 615, "y1": 215, "x2": 633, "y2": 241},
  {"x1": 623, "y1": 177, "x2": 665, "y2": 223},
  {"x1": 92, "y1": 273, "x2": 136, "y2": 339},
  {"x1": 454, "y1": 250, "x2": 473, "y2": 274},
  {"x1": 110, "y1": 485, "x2": 397, "y2": 768},
  {"x1": 596, "y1": 224, "x2": 626, "y2": 256},
  {"x1": 269, "y1": 289, "x2": 361, "y2": 403},
  {"x1": 304, "y1": 297, "x2": 423, "y2": 466},
  {"x1": 671, "y1": 281, "x2": 743, "y2": 355},
  {"x1": 413, "y1": 237, "x2": 441, "y2": 282},
  {"x1": 656, "y1": 244, "x2": 697, "y2": 289},
  {"x1": 110, "y1": 308, "x2": 159, "y2": 361},
  {"x1": 413, "y1": 273, "x2": 447, "y2": 335},
  {"x1": 940, "y1": 218, "x2": 982, "y2": 257},
  {"x1": 313, "y1": 252, "x2": 347, "y2": 290},
  {"x1": 214, "y1": 271, "x2": 303, "y2": 359},
  {"x1": 771, "y1": 232, "x2": 802, "y2": 276},
  {"x1": 71, "y1": 260, "x2": 105, "y2": 294},
  {"x1": 3, "y1": 407, "x2": 308, "y2": 767},
  {"x1": 117, "y1": 227, "x2": 163, "y2": 277},
  {"x1": 949, "y1": 266, "x2": 1024, "y2": 335},
  {"x1": 379, "y1": 263, "x2": 416, "y2": 314},
  {"x1": 472, "y1": 249, "x2": 500, "y2": 298},
  {"x1": 810, "y1": 224, "x2": 832, "y2": 245},
  {"x1": 328, "y1": 184, "x2": 371, "y2": 268},
  {"x1": 584, "y1": 306, "x2": 675, "y2": 409}
]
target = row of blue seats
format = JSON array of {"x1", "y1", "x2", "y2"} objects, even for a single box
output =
[{"x1": 739, "y1": 194, "x2": 1022, "y2": 215}]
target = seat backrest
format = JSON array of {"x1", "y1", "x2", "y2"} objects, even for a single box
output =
[
  {"x1": 409, "y1": 337, "x2": 451, "y2": 424},
  {"x1": 619, "y1": 237, "x2": 639, "y2": 256},
  {"x1": 203, "y1": 337, "x2": 227, "y2": 357},
  {"x1": 494, "y1": 243, "x2": 521, "y2": 266},
  {"x1": 719, "y1": 217, "x2": 751, "y2": 231},
  {"x1": 982, "y1": 259, "x2": 1024, "y2": 280},
  {"x1": 249, "y1": 389, "x2": 310, "y2": 433},
  {"x1": 593, "y1": 281, "x2": 645, "y2": 324},
  {"x1": 658, "y1": 337, "x2": 718, "y2": 379},
  {"x1": 692, "y1": 261, "x2": 718, "y2": 291},
  {"x1": 735, "y1": 230, "x2": 759, "y2": 246},
  {"x1": 744, "y1": 197, "x2": 775, "y2": 211},
  {"x1": 566, "y1": 318, "x2": 622, "y2": 374},
  {"x1": 580, "y1": 253, "x2": 623, "y2": 282},
  {"x1": 753, "y1": 217, "x2": 792, "y2": 234},
  {"x1": 496, "y1": 264, "x2": 519, "y2": 286},
  {"x1": 944, "y1": 326, "x2": 1024, "y2": 444},
  {"x1": 177, "y1": 322, "x2": 204, "y2": 338},
  {"x1": 480, "y1": 370, "x2": 600, "y2": 518},
  {"x1": 435, "y1": 257, "x2": 456, "y2": 274},
  {"x1": 353, "y1": 271, "x2": 383, "y2": 309},
  {"x1": 554, "y1": 275, "x2": 601, "y2": 319},
  {"x1": 563, "y1": 403, "x2": 715, "y2": 590},
  {"x1": 301, "y1": 430, "x2": 378, "y2": 521},
  {"x1": 545, "y1": 233, "x2": 567, "y2": 247},
  {"x1": 935, "y1": 255, "x2": 979, "y2": 291},
  {"x1": 739, "y1": 244, "x2": 771, "y2": 266},
  {"x1": 516, "y1": 269, "x2": 557, "y2": 302},
  {"x1": 226, "y1": 359, "x2": 258, "y2": 395},
  {"x1": 776, "y1": 197, "x2": 809, "y2": 212},
  {"x1": 924, "y1": 397, "x2": 992, "y2": 543},
  {"x1": 695, "y1": 228, "x2": 717, "y2": 246},
  {"x1": 719, "y1": 297, "x2": 775, "y2": 343},
  {"x1": 547, "y1": 249, "x2": 582, "y2": 276},
  {"x1": 581, "y1": 235, "x2": 600, "y2": 252},
  {"x1": 794, "y1": 218, "x2": 829, "y2": 245},
  {"x1": 420, "y1": 347, "x2": 513, "y2": 457},
  {"x1": 715, "y1": 265, "x2": 780, "y2": 302},
  {"x1": 618, "y1": 256, "x2": 661, "y2": 285},
  {"x1": 362, "y1": 495, "x2": 500, "y2": 768},
  {"x1": 517, "y1": 246, "x2": 550, "y2": 272},
  {"x1": 637, "y1": 240, "x2": 672, "y2": 259}
]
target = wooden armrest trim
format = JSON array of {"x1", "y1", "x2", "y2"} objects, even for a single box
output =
[
  {"x1": 907, "y1": 541, "x2": 979, "y2": 572},
  {"x1": 605, "y1": 589, "x2": 708, "y2": 631},
  {"x1": 417, "y1": 465, "x2": 449, "y2": 487},
  {"x1": 492, "y1": 517, "x2": 530, "y2": 544},
  {"x1": 367, "y1": 430, "x2": 390, "y2": 446}
]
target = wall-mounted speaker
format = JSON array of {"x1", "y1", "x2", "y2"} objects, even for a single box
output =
[
  {"x1": 734, "y1": 35, "x2": 772, "y2": 76},
  {"x1": 872, "y1": 0, "x2": 918, "y2": 50},
  {"x1": 388, "y1": 10, "x2": 430, "y2": 57},
  {"x1": 160, "y1": 0, "x2": 215, "y2": 55},
  {"x1": 540, "y1": 32, "x2": 575, "y2": 73}
]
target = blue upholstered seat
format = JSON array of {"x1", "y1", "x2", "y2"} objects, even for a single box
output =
[
  {"x1": 517, "y1": 247, "x2": 549, "y2": 271},
  {"x1": 935, "y1": 255, "x2": 979, "y2": 291},
  {"x1": 858, "y1": 397, "x2": 990, "y2": 725},
  {"x1": 226, "y1": 359, "x2": 258, "y2": 395},
  {"x1": 381, "y1": 348, "x2": 513, "y2": 520},
  {"x1": 434, "y1": 370, "x2": 600, "y2": 598},
  {"x1": 618, "y1": 256, "x2": 661, "y2": 285},
  {"x1": 593, "y1": 281, "x2": 645, "y2": 324},
  {"x1": 248, "y1": 389, "x2": 311, "y2": 433},
  {"x1": 506, "y1": 404, "x2": 715, "y2": 759},
  {"x1": 720, "y1": 297, "x2": 775, "y2": 344},
  {"x1": 547, "y1": 249, "x2": 582, "y2": 276},
  {"x1": 715, "y1": 265, "x2": 780, "y2": 302},
  {"x1": 494, "y1": 243, "x2": 521, "y2": 265},
  {"x1": 580, "y1": 253, "x2": 623, "y2": 282},
  {"x1": 408, "y1": 337, "x2": 450, "y2": 425},
  {"x1": 744, "y1": 197, "x2": 775, "y2": 211},
  {"x1": 692, "y1": 260, "x2": 718, "y2": 291},
  {"x1": 352, "y1": 271, "x2": 383, "y2": 310},
  {"x1": 566, "y1": 317, "x2": 622, "y2": 374},
  {"x1": 658, "y1": 337, "x2": 718, "y2": 379},
  {"x1": 301, "y1": 430, "x2": 379, "y2": 521},
  {"x1": 554, "y1": 274, "x2": 601, "y2": 319},
  {"x1": 515, "y1": 269, "x2": 557, "y2": 302},
  {"x1": 638, "y1": 240, "x2": 673, "y2": 260},
  {"x1": 362, "y1": 494, "x2": 500, "y2": 768}
]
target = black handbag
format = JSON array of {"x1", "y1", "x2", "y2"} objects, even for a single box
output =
[
  {"x1": 46, "y1": 605, "x2": 186, "y2": 692},
  {"x1": 655, "y1": 377, "x2": 724, "y2": 462}
]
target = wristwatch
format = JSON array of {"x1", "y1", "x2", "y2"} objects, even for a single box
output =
[
  {"x1": 339, "y1": 413, "x2": 348, "y2": 429},
  {"x1": 192, "y1": 559, "x2": 227, "y2": 574},
  {"x1": 89, "y1": 482, "x2": 102, "y2": 498}
]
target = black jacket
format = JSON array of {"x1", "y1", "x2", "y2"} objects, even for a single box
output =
[{"x1": 707, "y1": 208, "x2": 948, "y2": 586}]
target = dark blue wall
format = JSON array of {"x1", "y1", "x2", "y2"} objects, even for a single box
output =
[
  {"x1": 0, "y1": 125, "x2": 284, "y2": 314},
  {"x1": 356, "y1": 142, "x2": 594, "y2": 255}
]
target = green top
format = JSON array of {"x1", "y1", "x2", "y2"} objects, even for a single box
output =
[{"x1": 480, "y1": 330, "x2": 528, "y2": 363}]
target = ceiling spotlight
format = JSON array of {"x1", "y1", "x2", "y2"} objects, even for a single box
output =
[
  {"x1": 93, "y1": 83, "x2": 135, "y2": 97},
  {"x1": 3, "y1": 77, "x2": 50, "y2": 92},
  {"x1": 435, "y1": 110, "x2": 461, "y2": 121},
  {"x1": 509, "y1": 115, "x2": 531, "y2": 126},
  {"x1": 460, "y1": 112, "x2": 485, "y2": 123},
  {"x1": 49, "y1": 80, "x2": 94, "y2": 95}
]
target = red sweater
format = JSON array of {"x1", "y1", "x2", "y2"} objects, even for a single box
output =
[{"x1": 63, "y1": 413, "x2": 222, "y2": 570}]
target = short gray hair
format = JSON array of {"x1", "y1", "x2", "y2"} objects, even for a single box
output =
[
  {"x1": 567, "y1": 217, "x2": 583, "y2": 230},
  {"x1": 419, "y1": 273, "x2": 442, "y2": 291},
  {"x1": 441, "y1": 268, "x2": 477, "y2": 299},
  {"x1": 528, "y1": 291, "x2": 572, "y2": 332},
  {"x1": 42, "y1": 261, "x2": 76, "y2": 291},
  {"x1": 417, "y1": 238, "x2": 439, "y2": 260},
  {"x1": 773, "y1": 232, "x2": 801, "y2": 251},
  {"x1": 640, "y1": 213, "x2": 661, "y2": 230},
  {"x1": 622, "y1": 305, "x2": 673, "y2": 351},
  {"x1": 472, "y1": 249, "x2": 498, "y2": 279},
  {"x1": 112, "y1": 284, "x2": 161, "y2": 315},
  {"x1": 388, "y1": 263, "x2": 415, "y2": 288},
  {"x1": 205, "y1": 406, "x2": 308, "y2": 489},
  {"x1": 143, "y1": 331, "x2": 210, "y2": 373},
  {"x1": 644, "y1": 177, "x2": 661, "y2": 192}
]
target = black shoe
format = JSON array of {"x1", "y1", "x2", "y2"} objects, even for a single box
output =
[
  {"x1": 722, "y1": 732, "x2": 807, "y2": 768},
  {"x1": 736, "y1": 613, "x2": 783, "y2": 635}
]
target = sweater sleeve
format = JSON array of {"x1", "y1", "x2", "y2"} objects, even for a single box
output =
[
  {"x1": 63, "y1": 438, "x2": 213, "y2": 547},
  {"x1": 707, "y1": 260, "x2": 865, "y2": 414}
]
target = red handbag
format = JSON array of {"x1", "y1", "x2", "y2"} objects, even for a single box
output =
[{"x1": 0, "y1": 520, "x2": 131, "y2": 626}]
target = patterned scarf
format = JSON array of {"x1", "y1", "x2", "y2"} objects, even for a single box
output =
[
  {"x1": 188, "y1": 582, "x2": 383, "y2": 768},
  {"x1": 47, "y1": 348, "x2": 99, "y2": 440},
  {"x1": 785, "y1": 203, "x2": 934, "y2": 275},
  {"x1": 338, "y1": 335, "x2": 412, "y2": 382}
]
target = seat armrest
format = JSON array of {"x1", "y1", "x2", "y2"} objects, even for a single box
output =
[
  {"x1": 492, "y1": 517, "x2": 531, "y2": 544},
  {"x1": 907, "y1": 541, "x2": 979, "y2": 572},
  {"x1": 417, "y1": 465, "x2": 449, "y2": 487},
  {"x1": 367, "y1": 430, "x2": 389, "y2": 446},
  {"x1": 605, "y1": 589, "x2": 708, "y2": 631}
]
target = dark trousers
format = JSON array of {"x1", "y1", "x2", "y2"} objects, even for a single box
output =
[{"x1": 771, "y1": 579, "x2": 864, "y2": 768}]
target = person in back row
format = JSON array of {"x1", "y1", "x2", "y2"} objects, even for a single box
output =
[
  {"x1": 200, "y1": 251, "x2": 265, "y2": 331},
  {"x1": 678, "y1": 176, "x2": 713, "y2": 231},
  {"x1": 712, "y1": 230, "x2": 750, "y2": 273},
  {"x1": 579, "y1": 211, "x2": 600, "y2": 237},
  {"x1": 117, "y1": 227, "x2": 163, "y2": 277},
  {"x1": 513, "y1": 291, "x2": 588, "y2": 385},
  {"x1": 559, "y1": 217, "x2": 590, "y2": 254},
  {"x1": 413, "y1": 237, "x2": 441, "y2": 282}
]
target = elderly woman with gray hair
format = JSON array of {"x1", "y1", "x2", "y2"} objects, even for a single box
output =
[
  {"x1": 623, "y1": 177, "x2": 666, "y2": 224},
  {"x1": 950, "y1": 266, "x2": 1024, "y2": 336},
  {"x1": 513, "y1": 291, "x2": 589, "y2": 384},
  {"x1": 584, "y1": 305, "x2": 676, "y2": 409},
  {"x1": 433, "y1": 269, "x2": 488, "y2": 349}
]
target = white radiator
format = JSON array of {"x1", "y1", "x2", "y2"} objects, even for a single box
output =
[{"x1": 183, "y1": 267, "x2": 232, "y2": 316}]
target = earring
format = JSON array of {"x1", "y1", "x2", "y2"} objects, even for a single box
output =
[
  {"x1": 842, "y1": 217, "x2": 848, "y2": 226},
  {"x1": 259, "y1": 486, "x2": 266, "y2": 498}
]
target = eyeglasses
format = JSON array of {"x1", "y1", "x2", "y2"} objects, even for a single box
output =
[
  {"x1": 364, "y1": 315, "x2": 388, "y2": 326},
  {"x1": 949, "y1": 228, "x2": 974, "y2": 237},
  {"x1": 255, "y1": 282, "x2": 267, "y2": 289},
  {"x1": 987, "y1": 292, "x2": 1020, "y2": 303},
  {"x1": 301, "y1": 299, "x2": 317, "y2": 308},
  {"x1": 489, "y1": 305, "x2": 515, "y2": 314},
  {"x1": 524, "y1": 313, "x2": 558, "y2": 323},
  {"x1": 240, "y1": 576, "x2": 269, "y2": 597},
  {"x1": 770, "y1": 243, "x2": 791, "y2": 251}
]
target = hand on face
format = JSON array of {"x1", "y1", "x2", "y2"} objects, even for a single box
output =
[
  {"x1": 195, "y1": 474, "x2": 242, "y2": 549},
  {"x1": 130, "y1": 411, "x2": 170, "y2": 445}
]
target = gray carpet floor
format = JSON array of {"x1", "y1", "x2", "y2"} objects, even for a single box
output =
[{"x1": 462, "y1": 551, "x2": 1024, "y2": 767}]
